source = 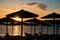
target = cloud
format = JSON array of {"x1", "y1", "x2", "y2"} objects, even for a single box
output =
[
  {"x1": 27, "y1": 3, "x2": 39, "y2": 5},
  {"x1": 27, "y1": 3, "x2": 47, "y2": 10}
]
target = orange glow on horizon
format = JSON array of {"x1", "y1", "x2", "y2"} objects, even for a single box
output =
[
  {"x1": 13, "y1": 26, "x2": 20, "y2": 36},
  {"x1": 0, "y1": 4, "x2": 60, "y2": 20},
  {"x1": 12, "y1": 26, "x2": 25, "y2": 36}
]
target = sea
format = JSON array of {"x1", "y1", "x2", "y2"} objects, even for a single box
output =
[{"x1": 0, "y1": 25, "x2": 60, "y2": 36}]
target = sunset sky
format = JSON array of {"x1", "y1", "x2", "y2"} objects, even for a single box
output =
[
  {"x1": 0, "y1": 0, "x2": 60, "y2": 19},
  {"x1": 0, "y1": 0, "x2": 60, "y2": 36}
]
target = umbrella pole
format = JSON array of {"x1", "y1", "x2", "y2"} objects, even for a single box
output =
[
  {"x1": 53, "y1": 18, "x2": 55, "y2": 34},
  {"x1": 12, "y1": 24, "x2": 13, "y2": 36},
  {"x1": 47, "y1": 26, "x2": 48, "y2": 34},
  {"x1": 34, "y1": 25, "x2": 36, "y2": 34},
  {"x1": 21, "y1": 18, "x2": 23, "y2": 40},
  {"x1": 41, "y1": 25, "x2": 43, "y2": 34},
  {"x1": 34, "y1": 18, "x2": 36, "y2": 34},
  {"x1": 56, "y1": 25, "x2": 58, "y2": 34},
  {"x1": 47, "y1": 26, "x2": 49, "y2": 34},
  {"x1": 6, "y1": 22, "x2": 9, "y2": 36},
  {"x1": 31, "y1": 24, "x2": 32, "y2": 34}
]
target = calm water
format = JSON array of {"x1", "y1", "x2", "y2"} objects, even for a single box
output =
[{"x1": 0, "y1": 25, "x2": 60, "y2": 36}]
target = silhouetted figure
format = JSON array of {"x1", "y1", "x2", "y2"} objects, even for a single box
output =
[
  {"x1": 39, "y1": 32, "x2": 42, "y2": 35},
  {"x1": 25, "y1": 33, "x2": 33, "y2": 40},
  {"x1": 14, "y1": 35, "x2": 20, "y2": 40},
  {"x1": 38, "y1": 32, "x2": 43, "y2": 40}
]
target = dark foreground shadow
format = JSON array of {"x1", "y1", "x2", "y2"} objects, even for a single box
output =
[{"x1": 0, "y1": 33, "x2": 60, "y2": 40}]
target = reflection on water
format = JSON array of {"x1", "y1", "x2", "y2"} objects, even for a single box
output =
[
  {"x1": 13, "y1": 26, "x2": 20, "y2": 35},
  {"x1": 0, "y1": 25, "x2": 60, "y2": 36}
]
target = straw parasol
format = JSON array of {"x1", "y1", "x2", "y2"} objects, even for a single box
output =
[
  {"x1": 0, "y1": 17, "x2": 17, "y2": 36},
  {"x1": 41, "y1": 12, "x2": 60, "y2": 34},
  {"x1": 6, "y1": 9, "x2": 38, "y2": 39},
  {"x1": 24, "y1": 18, "x2": 52, "y2": 34}
]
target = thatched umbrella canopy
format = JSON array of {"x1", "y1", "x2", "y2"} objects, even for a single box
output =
[
  {"x1": 6, "y1": 9, "x2": 39, "y2": 38},
  {"x1": 0, "y1": 17, "x2": 17, "y2": 36},
  {"x1": 42, "y1": 12, "x2": 60, "y2": 18},
  {"x1": 41, "y1": 12, "x2": 60, "y2": 34},
  {"x1": 24, "y1": 18, "x2": 52, "y2": 34},
  {"x1": 0, "y1": 21, "x2": 5, "y2": 24},
  {"x1": 43, "y1": 20, "x2": 60, "y2": 24},
  {"x1": 6, "y1": 9, "x2": 38, "y2": 18}
]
